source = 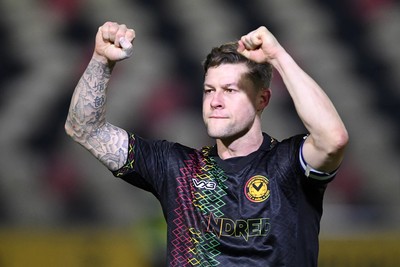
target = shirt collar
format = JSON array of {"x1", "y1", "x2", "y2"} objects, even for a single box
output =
[{"x1": 208, "y1": 133, "x2": 277, "y2": 158}]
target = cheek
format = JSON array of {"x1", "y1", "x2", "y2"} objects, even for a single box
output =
[
  {"x1": 202, "y1": 94, "x2": 210, "y2": 106},
  {"x1": 202, "y1": 99, "x2": 208, "y2": 113},
  {"x1": 202, "y1": 101, "x2": 210, "y2": 120},
  {"x1": 238, "y1": 107, "x2": 254, "y2": 119},
  {"x1": 236, "y1": 104, "x2": 258, "y2": 123},
  {"x1": 236, "y1": 97, "x2": 257, "y2": 113}
]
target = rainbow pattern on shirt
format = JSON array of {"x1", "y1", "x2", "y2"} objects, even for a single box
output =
[{"x1": 170, "y1": 147, "x2": 228, "y2": 267}]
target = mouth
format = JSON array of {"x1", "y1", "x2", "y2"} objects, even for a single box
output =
[{"x1": 209, "y1": 116, "x2": 228, "y2": 119}]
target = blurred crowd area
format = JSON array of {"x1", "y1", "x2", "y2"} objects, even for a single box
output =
[{"x1": 0, "y1": 0, "x2": 399, "y2": 243}]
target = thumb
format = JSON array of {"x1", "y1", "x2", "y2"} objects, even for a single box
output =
[
  {"x1": 237, "y1": 40, "x2": 251, "y2": 58},
  {"x1": 119, "y1": 37, "x2": 133, "y2": 57}
]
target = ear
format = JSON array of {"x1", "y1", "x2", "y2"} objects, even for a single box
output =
[{"x1": 257, "y1": 88, "x2": 271, "y2": 112}]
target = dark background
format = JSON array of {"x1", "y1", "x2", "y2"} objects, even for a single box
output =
[{"x1": 0, "y1": 0, "x2": 399, "y2": 266}]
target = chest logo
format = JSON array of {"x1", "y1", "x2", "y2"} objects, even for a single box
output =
[
  {"x1": 192, "y1": 178, "x2": 217, "y2": 190},
  {"x1": 244, "y1": 175, "x2": 270, "y2": 203}
]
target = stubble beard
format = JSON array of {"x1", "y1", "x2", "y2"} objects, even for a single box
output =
[{"x1": 205, "y1": 120, "x2": 249, "y2": 143}]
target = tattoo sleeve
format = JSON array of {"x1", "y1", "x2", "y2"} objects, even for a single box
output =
[{"x1": 65, "y1": 58, "x2": 128, "y2": 171}]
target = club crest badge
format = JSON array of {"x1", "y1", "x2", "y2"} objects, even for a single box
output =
[{"x1": 244, "y1": 175, "x2": 270, "y2": 203}]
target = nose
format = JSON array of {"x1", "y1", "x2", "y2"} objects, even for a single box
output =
[{"x1": 210, "y1": 91, "x2": 224, "y2": 109}]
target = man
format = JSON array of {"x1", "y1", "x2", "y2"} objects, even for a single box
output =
[{"x1": 65, "y1": 21, "x2": 348, "y2": 266}]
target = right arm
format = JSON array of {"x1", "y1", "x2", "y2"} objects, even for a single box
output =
[{"x1": 65, "y1": 22, "x2": 135, "y2": 171}]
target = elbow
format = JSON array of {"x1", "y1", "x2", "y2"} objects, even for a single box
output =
[
  {"x1": 337, "y1": 127, "x2": 349, "y2": 149},
  {"x1": 328, "y1": 127, "x2": 349, "y2": 155},
  {"x1": 64, "y1": 119, "x2": 75, "y2": 138},
  {"x1": 64, "y1": 119, "x2": 82, "y2": 142},
  {"x1": 313, "y1": 126, "x2": 349, "y2": 156},
  {"x1": 307, "y1": 126, "x2": 349, "y2": 172},
  {"x1": 64, "y1": 120, "x2": 73, "y2": 137}
]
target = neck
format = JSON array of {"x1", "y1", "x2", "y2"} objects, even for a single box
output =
[{"x1": 216, "y1": 130, "x2": 264, "y2": 160}]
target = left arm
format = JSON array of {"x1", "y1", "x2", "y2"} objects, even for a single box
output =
[{"x1": 238, "y1": 26, "x2": 349, "y2": 173}]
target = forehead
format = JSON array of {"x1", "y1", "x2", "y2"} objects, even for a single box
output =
[{"x1": 204, "y1": 63, "x2": 249, "y2": 86}]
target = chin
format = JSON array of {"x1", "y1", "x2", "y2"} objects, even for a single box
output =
[
  {"x1": 206, "y1": 129, "x2": 226, "y2": 139},
  {"x1": 207, "y1": 126, "x2": 249, "y2": 141},
  {"x1": 207, "y1": 128, "x2": 235, "y2": 140}
]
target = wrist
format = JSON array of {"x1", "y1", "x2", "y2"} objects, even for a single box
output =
[
  {"x1": 92, "y1": 52, "x2": 116, "y2": 68},
  {"x1": 269, "y1": 48, "x2": 294, "y2": 72}
]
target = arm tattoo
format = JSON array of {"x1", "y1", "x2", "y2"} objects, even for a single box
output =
[{"x1": 66, "y1": 59, "x2": 128, "y2": 170}]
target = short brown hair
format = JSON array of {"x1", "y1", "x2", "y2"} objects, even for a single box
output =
[{"x1": 203, "y1": 42, "x2": 273, "y2": 89}]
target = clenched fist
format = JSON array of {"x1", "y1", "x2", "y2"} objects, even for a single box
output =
[
  {"x1": 93, "y1": 21, "x2": 135, "y2": 63},
  {"x1": 237, "y1": 26, "x2": 284, "y2": 64}
]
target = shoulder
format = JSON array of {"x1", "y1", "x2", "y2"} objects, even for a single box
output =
[
  {"x1": 266, "y1": 134, "x2": 308, "y2": 178},
  {"x1": 272, "y1": 134, "x2": 307, "y2": 154},
  {"x1": 130, "y1": 133, "x2": 204, "y2": 159},
  {"x1": 274, "y1": 134, "x2": 337, "y2": 184}
]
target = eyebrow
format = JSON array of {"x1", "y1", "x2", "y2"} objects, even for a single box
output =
[{"x1": 203, "y1": 83, "x2": 238, "y2": 88}]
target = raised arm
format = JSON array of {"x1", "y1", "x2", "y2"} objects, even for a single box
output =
[
  {"x1": 238, "y1": 26, "x2": 349, "y2": 173},
  {"x1": 65, "y1": 22, "x2": 135, "y2": 171}
]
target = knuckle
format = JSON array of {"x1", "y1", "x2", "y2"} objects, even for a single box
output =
[
  {"x1": 104, "y1": 21, "x2": 114, "y2": 27},
  {"x1": 126, "y1": 29, "x2": 136, "y2": 39},
  {"x1": 109, "y1": 25, "x2": 118, "y2": 33}
]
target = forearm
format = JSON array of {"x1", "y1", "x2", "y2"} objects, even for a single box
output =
[
  {"x1": 65, "y1": 57, "x2": 113, "y2": 138},
  {"x1": 65, "y1": 56, "x2": 128, "y2": 170}
]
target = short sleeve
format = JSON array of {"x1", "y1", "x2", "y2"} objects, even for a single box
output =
[
  {"x1": 298, "y1": 135, "x2": 338, "y2": 182},
  {"x1": 111, "y1": 132, "x2": 173, "y2": 197}
]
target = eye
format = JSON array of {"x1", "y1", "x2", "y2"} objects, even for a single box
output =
[
  {"x1": 203, "y1": 88, "x2": 214, "y2": 94},
  {"x1": 224, "y1": 88, "x2": 235, "y2": 93}
]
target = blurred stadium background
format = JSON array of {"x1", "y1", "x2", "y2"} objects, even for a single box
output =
[{"x1": 0, "y1": 0, "x2": 399, "y2": 266}]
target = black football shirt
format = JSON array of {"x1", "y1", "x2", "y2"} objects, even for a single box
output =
[{"x1": 112, "y1": 132, "x2": 331, "y2": 266}]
